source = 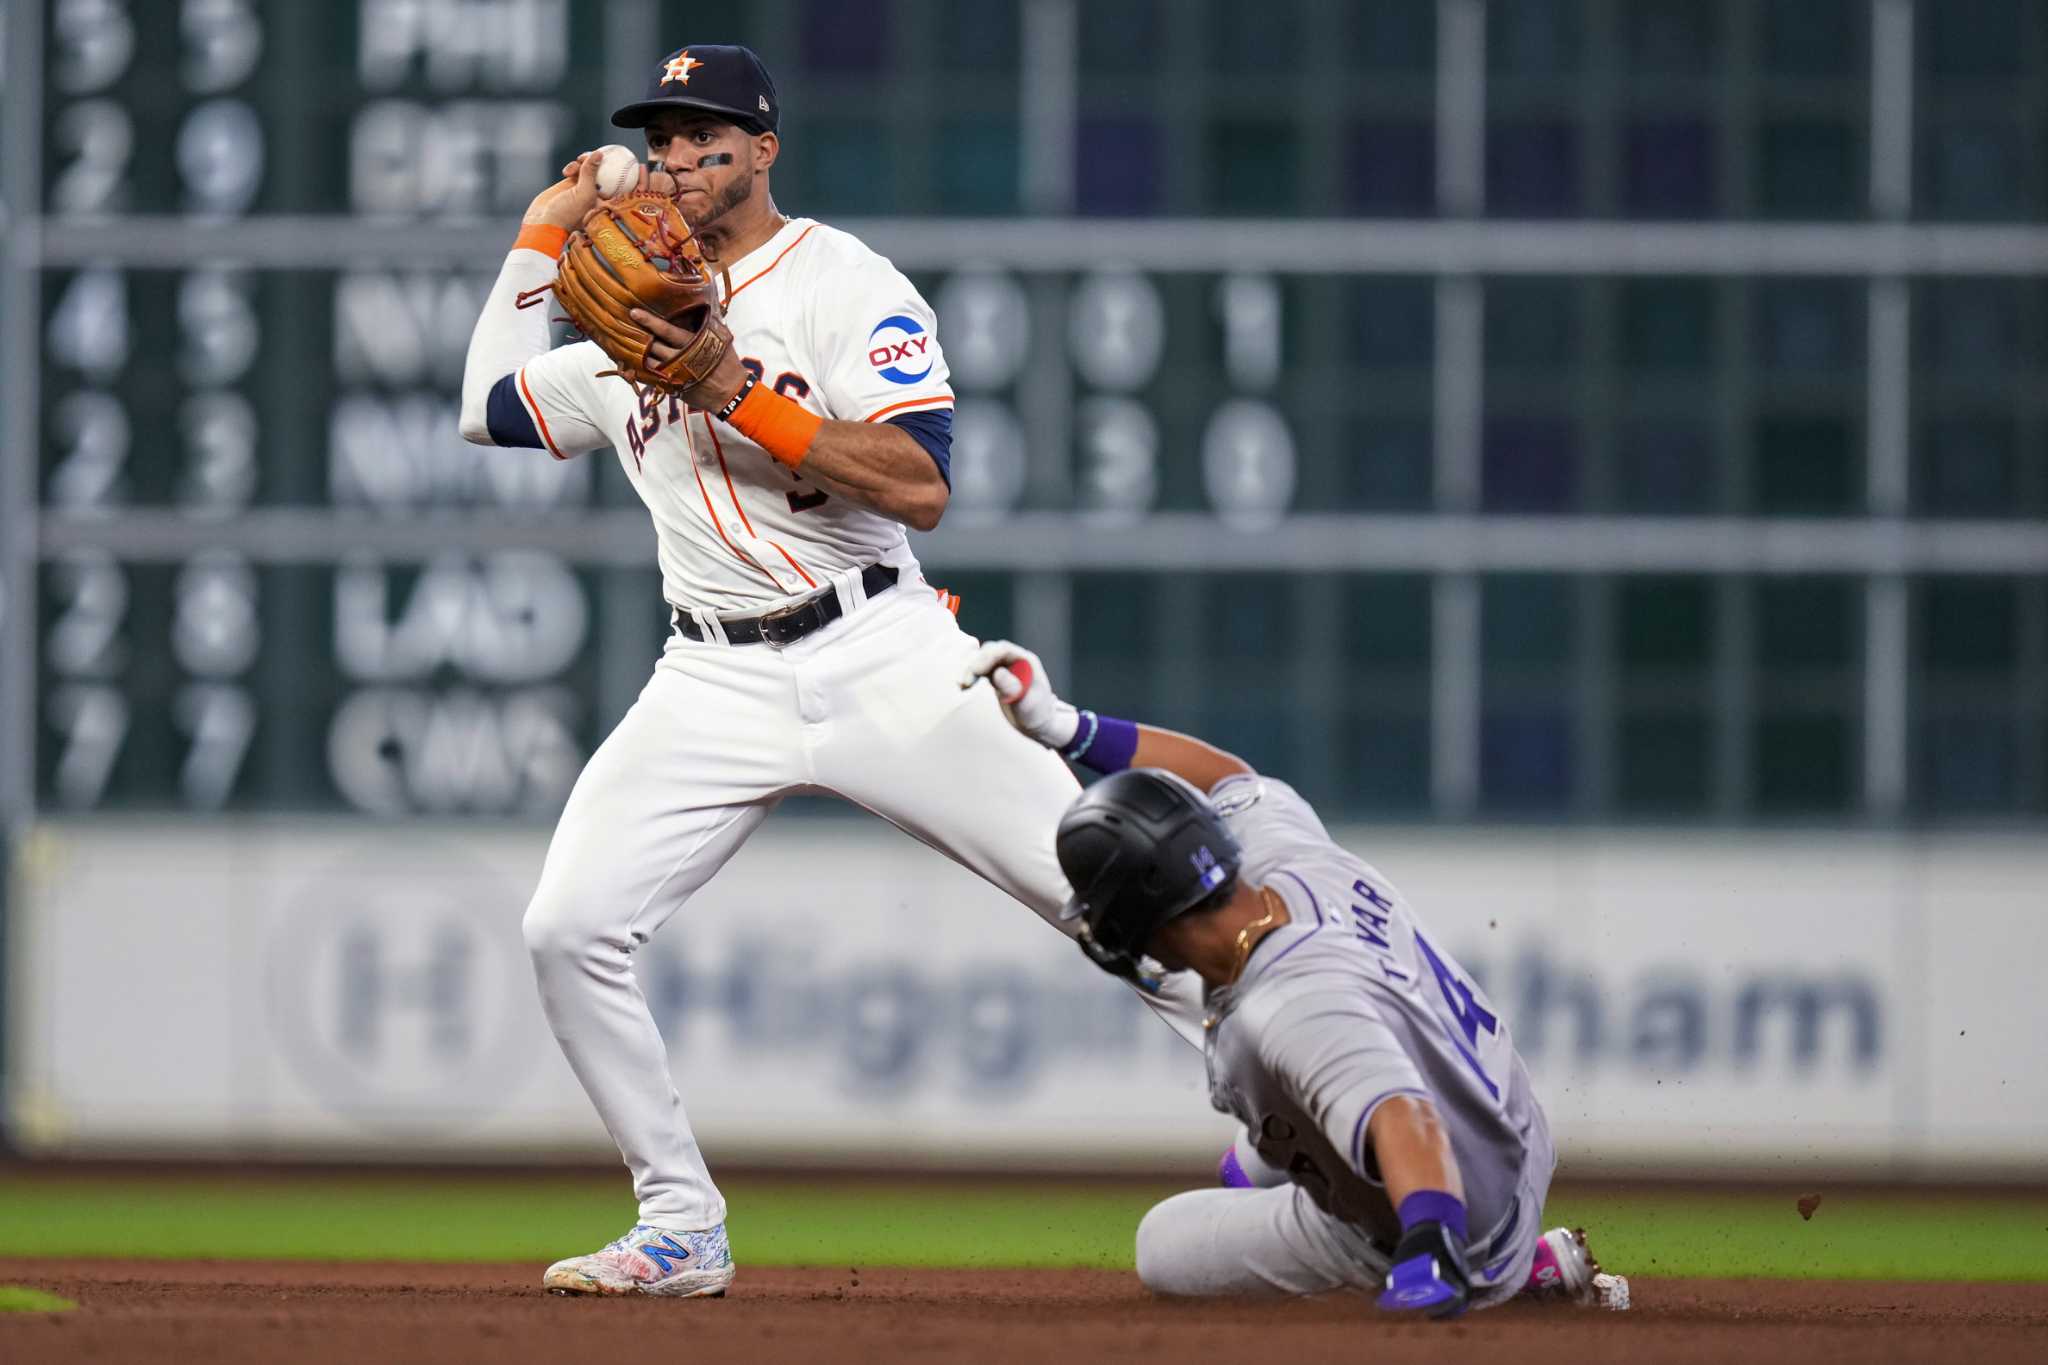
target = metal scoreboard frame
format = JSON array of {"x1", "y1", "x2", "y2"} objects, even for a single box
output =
[
  {"x1": 1, "y1": 13, "x2": 45, "y2": 787},
  {"x1": 0, "y1": 0, "x2": 44, "y2": 1149}
]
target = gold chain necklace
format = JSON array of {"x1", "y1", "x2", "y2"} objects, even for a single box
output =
[{"x1": 1226, "y1": 887, "x2": 1286, "y2": 986}]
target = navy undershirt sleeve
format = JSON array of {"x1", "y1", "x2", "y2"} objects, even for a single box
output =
[
  {"x1": 885, "y1": 407, "x2": 953, "y2": 487},
  {"x1": 484, "y1": 372, "x2": 545, "y2": 448}
]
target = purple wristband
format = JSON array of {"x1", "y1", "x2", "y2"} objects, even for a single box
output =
[
  {"x1": 1396, "y1": 1189, "x2": 1468, "y2": 1244},
  {"x1": 1062, "y1": 710, "x2": 1139, "y2": 774}
]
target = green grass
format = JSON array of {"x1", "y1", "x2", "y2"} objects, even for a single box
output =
[
  {"x1": 1539, "y1": 1188, "x2": 2048, "y2": 1282},
  {"x1": 0, "y1": 1173, "x2": 1169, "y2": 1269},
  {"x1": 0, "y1": 1172, "x2": 2042, "y2": 1281},
  {"x1": 0, "y1": 1286, "x2": 78, "y2": 1313}
]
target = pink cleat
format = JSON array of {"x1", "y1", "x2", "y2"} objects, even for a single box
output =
[{"x1": 1523, "y1": 1226, "x2": 1630, "y2": 1311}]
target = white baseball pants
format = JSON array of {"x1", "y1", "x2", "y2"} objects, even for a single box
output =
[{"x1": 522, "y1": 572, "x2": 1205, "y2": 1228}]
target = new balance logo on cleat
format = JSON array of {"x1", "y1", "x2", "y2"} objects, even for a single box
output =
[
  {"x1": 637, "y1": 1234, "x2": 693, "y2": 1275},
  {"x1": 541, "y1": 1223, "x2": 735, "y2": 1298}
]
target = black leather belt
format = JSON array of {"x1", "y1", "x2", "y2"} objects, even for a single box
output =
[{"x1": 671, "y1": 563, "x2": 900, "y2": 646}]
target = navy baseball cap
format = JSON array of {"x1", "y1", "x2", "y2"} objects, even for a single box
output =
[{"x1": 612, "y1": 44, "x2": 779, "y2": 136}]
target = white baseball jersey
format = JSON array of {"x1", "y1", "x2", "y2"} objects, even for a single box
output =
[
  {"x1": 465, "y1": 217, "x2": 955, "y2": 611},
  {"x1": 1134, "y1": 772, "x2": 1552, "y2": 1304}
]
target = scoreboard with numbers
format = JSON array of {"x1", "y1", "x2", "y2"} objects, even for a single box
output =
[
  {"x1": 22, "y1": 0, "x2": 2036, "y2": 827},
  {"x1": 24, "y1": 0, "x2": 631, "y2": 816},
  {"x1": 11, "y1": 0, "x2": 1313, "y2": 819}
]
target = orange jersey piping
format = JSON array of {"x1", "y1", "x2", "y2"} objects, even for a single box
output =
[
  {"x1": 682, "y1": 421, "x2": 786, "y2": 593},
  {"x1": 516, "y1": 367, "x2": 567, "y2": 459},
  {"x1": 861, "y1": 394, "x2": 954, "y2": 424},
  {"x1": 701, "y1": 415, "x2": 818, "y2": 589},
  {"x1": 725, "y1": 223, "x2": 819, "y2": 305}
]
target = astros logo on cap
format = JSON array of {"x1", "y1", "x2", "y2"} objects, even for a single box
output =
[{"x1": 663, "y1": 51, "x2": 701, "y2": 84}]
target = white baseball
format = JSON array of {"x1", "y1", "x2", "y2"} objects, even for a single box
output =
[{"x1": 593, "y1": 144, "x2": 643, "y2": 200}]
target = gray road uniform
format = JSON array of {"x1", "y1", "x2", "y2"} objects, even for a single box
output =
[{"x1": 1134, "y1": 773, "x2": 1553, "y2": 1305}]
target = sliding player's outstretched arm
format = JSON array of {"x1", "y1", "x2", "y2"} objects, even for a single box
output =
[
  {"x1": 959, "y1": 639, "x2": 1250, "y2": 791},
  {"x1": 1370, "y1": 1095, "x2": 1465, "y2": 1209},
  {"x1": 1255, "y1": 990, "x2": 1475, "y2": 1319}
]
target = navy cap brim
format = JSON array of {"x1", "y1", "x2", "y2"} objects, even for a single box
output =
[{"x1": 611, "y1": 96, "x2": 769, "y2": 134}]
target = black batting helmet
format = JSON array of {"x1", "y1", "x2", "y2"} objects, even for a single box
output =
[{"x1": 1056, "y1": 769, "x2": 1242, "y2": 989}]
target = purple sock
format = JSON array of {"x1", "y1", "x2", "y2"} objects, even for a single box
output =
[
  {"x1": 1062, "y1": 710, "x2": 1139, "y2": 774},
  {"x1": 1396, "y1": 1189, "x2": 1468, "y2": 1243}
]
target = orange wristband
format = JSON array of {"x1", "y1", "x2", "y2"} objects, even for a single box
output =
[
  {"x1": 513, "y1": 223, "x2": 569, "y2": 258},
  {"x1": 727, "y1": 380, "x2": 824, "y2": 468}
]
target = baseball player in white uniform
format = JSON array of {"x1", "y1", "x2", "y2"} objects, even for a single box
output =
[
  {"x1": 961, "y1": 640, "x2": 1631, "y2": 1317},
  {"x1": 458, "y1": 45, "x2": 1203, "y2": 1296}
]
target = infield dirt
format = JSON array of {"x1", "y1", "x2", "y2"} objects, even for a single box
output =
[{"x1": 3, "y1": 1258, "x2": 2044, "y2": 1365}]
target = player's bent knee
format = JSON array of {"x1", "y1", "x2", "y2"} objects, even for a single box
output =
[
  {"x1": 519, "y1": 900, "x2": 570, "y2": 965},
  {"x1": 1135, "y1": 1197, "x2": 1203, "y2": 1296},
  {"x1": 1134, "y1": 1203, "x2": 1173, "y2": 1294},
  {"x1": 520, "y1": 889, "x2": 601, "y2": 970}
]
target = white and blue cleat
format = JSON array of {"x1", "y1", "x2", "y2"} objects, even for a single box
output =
[{"x1": 542, "y1": 1222, "x2": 736, "y2": 1298}]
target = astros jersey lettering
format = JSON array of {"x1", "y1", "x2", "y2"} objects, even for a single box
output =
[
  {"x1": 1135, "y1": 773, "x2": 1553, "y2": 1306},
  {"x1": 508, "y1": 218, "x2": 955, "y2": 611}
]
